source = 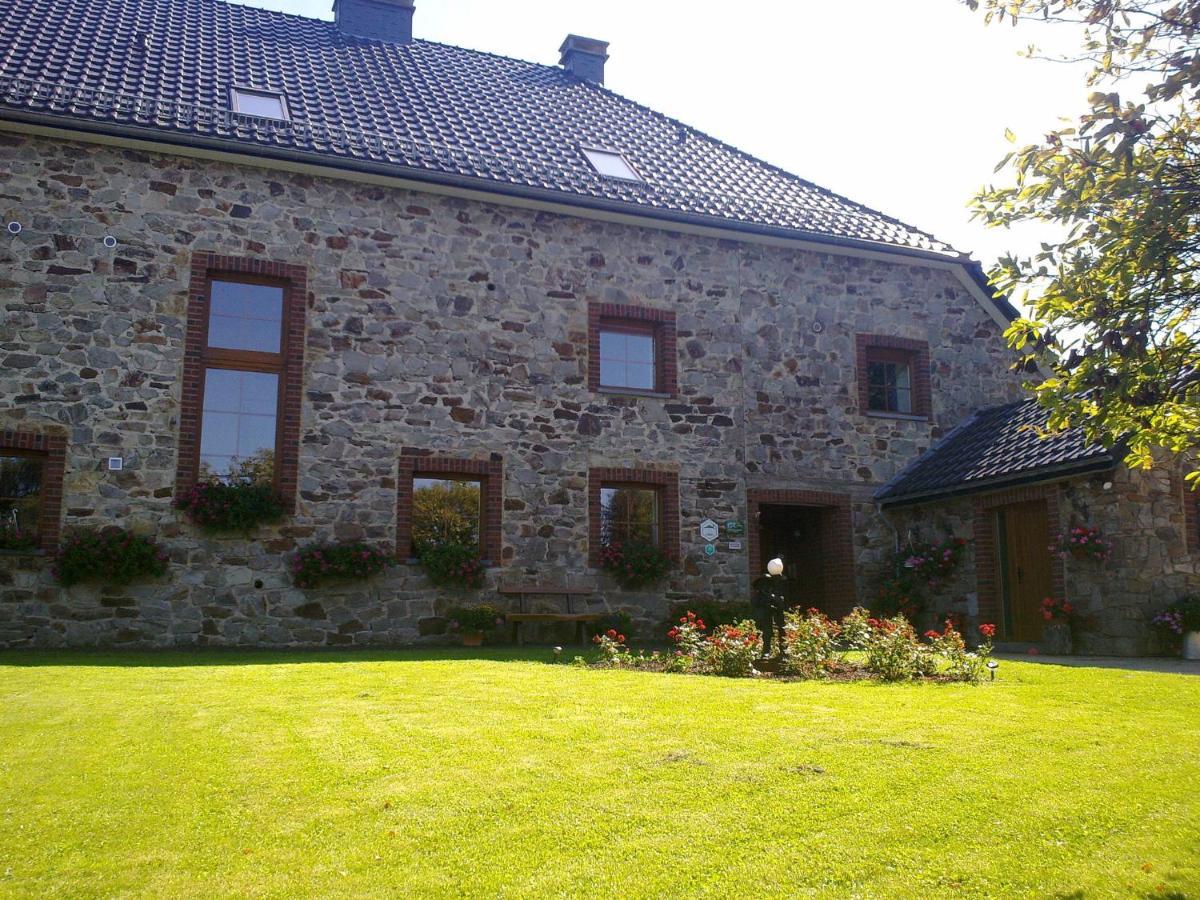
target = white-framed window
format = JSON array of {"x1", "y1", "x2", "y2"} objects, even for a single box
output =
[
  {"x1": 231, "y1": 88, "x2": 289, "y2": 121},
  {"x1": 581, "y1": 147, "x2": 642, "y2": 182}
]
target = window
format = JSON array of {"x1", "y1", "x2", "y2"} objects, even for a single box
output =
[
  {"x1": 412, "y1": 477, "x2": 483, "y2": 556},
  {"x1": 600, "y1": 326, "x2": 656, "y2": 391},
  {"x1": 196, "y1": 278, "x2": 285, "y2": 483},
  {"x1": 600, "y1": 485, "x2": 660, "y2": 547},
  {"x1": 231, "y1": 88, "x2": 289, "y2": 121},
  {"x1": 588, "y1": 303, "x2": 677, "y2": 396},
  {"x1": 588, "y1": 467, "x2": 680, "y2": 567},
  {"x1": 397, "y1": 455, "x2": 503, "y2": 564},
  {"x1": 0, "y1": 431, "x2": 66, "y2": 550},
  {"x1": 582, "y1": 147, "x2": 641, "y2": 182},
  {"x1": 177, "y1": 254, "x2": 307, "y2": 510},
  {"x1": 0, "y1": 453, "x2": 44, "y2": 539},
  {"x1": 855, "y1": 334, "x2": 932, "y2": 419},
  {"x1": 867, "y1": 351, "x2": 913, "y2": 414}
]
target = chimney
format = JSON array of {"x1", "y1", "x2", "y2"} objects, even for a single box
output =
[
  {"x1": 333, "y1": 0, "x2": 415, "y2": 44},
  {"x1": 559, "y1": 34, "x2": 609, "y2": 84}
]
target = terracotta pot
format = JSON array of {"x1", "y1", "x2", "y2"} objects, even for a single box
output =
[
  {"x1": 1183, "y1": 631, "x2": 1200, "y2": 661},
  {"x1": 461, "y1": 631, "x2": 484, "y2": 647}
]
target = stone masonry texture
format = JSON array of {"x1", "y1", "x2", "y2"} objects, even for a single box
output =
[{"x1": 17, "y1": 132, "x2": 1186, "y2": 650}]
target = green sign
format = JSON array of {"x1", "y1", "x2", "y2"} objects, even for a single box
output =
[{"x1": 724, "y1": 520, "x2": 745, "y2": 536}]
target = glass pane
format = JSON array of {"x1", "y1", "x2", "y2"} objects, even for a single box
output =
[
  {"x1": 626, "y1": 363, "x2": 655, "y2": 390},
  {"x1": 0, "y1": 454, "x2": 44, "y2": 537},
  {"x1": 412, "y1": 478, "x2": 482, "y2": 556},
  {"x1": 894, "y1": 386, "x2": 913, "y2": 414},
  {"x1": 234, "y1": 90, "x2": 287, "y2": 120},
  {"x1": 583, "y1": 149, "x2": 641, "y2": 181},
  {"x1": 625, "y1": 333, "x2": 655, "y2": 366},
  {"x1": 200, "y1": 369, "x2": 278, "y2": 483},
  {"x1": 207, "y1": 280, "x2": 284, "y2": 353},
  {"x1": 599, "y1": 327, "x2": 658, "y2": 390},
  {"x1": 600, "y1": 486, "x2": 659, "y2": 548}
]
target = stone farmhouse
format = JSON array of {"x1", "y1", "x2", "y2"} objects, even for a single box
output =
[{"x1": 0, "y1": 0, "x2": 1195, "y2": 652}]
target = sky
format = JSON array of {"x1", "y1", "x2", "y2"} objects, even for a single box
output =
[{"x1": 242, "y1": 0, "x2": 1093, "y2": 272}]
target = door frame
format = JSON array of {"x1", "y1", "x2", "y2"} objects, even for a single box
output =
[
  {"x1": 972, "y1": 484, "x2": 1066, "y2": 636},
  {"x1": 747, "y1": 489, "x2": 856, "y2": 615}
]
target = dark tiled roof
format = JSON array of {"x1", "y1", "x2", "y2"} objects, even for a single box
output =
[
  {"x1": 876, "y1": 399, "x2": 1117, "y2": 506},
  {"x1": 0, "y1": 0, "x2": 963, "y2": 258}
]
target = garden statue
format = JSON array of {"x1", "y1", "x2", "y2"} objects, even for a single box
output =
[{"x1": 754, "y1": 557, "x2": 788, "y2": 657}]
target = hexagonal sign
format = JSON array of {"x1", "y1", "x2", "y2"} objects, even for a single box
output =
[{"x1": 699, "y1": 518, "x2": 719, "y2": 542}]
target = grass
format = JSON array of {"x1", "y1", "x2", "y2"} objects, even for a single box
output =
[{"x1": 0, "y1": 649, "x2": 1197, "y2": 898}]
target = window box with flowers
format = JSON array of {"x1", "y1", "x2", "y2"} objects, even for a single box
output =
[
  {"x1": 174, "y1": 478, "x2": 285, "y2": 535},
  {"x1": 53, "y1": 528, "x2": 170, "y2": 588},
  {"x1": 291, "y1": 542, "x2": 390, "y2": 590}
]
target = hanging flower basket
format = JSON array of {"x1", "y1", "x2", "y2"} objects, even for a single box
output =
[{"x1": 1052, "y1": 525, "x2": 1112, "y2": 562}]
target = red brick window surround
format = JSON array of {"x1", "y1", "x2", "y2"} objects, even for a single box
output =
[
  {"x1": 588, "y1": 303, "x2": 678, "y2": 397},
  {"x1": 1184, "y1": 473, "x2": 1199, "y2": 553},
  {"x1": 176, "y1": 253, "x2": 307, "y2": 512},
  {"x1": 746, "y1": 489, "x2": 856, "y2": 616},
  {"x1": 855, "y1": 334, "x2": 932, "y2": 419},
  {"x1": 588, "y1": 467, "x2": 680, "y2": 568},
  {"x1": 0, "y1": 430, "x2": 66, "y2": 551},
  {"x1": 397, "y1": 454, "x2": 504, "y2": 565}
]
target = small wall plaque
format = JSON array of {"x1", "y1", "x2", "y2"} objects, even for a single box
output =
[{"x1": 107, "y1": 457, "x2": 123, "y2": 471}]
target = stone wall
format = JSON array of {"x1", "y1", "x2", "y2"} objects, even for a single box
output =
[
  {"x1": 884, "y1": 464, "x2": 1200, "y2": 655},
  {"x1": 0, "y1": 132, "x2": 1028, "y2": 647}
]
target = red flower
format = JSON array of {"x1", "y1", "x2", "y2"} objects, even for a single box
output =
[
  {"x1": 924, "y1": 629, "x2": 940, "y2": 639},
  {"x1": 979, "y1": 623, "x2": 996, "y2": 638}
]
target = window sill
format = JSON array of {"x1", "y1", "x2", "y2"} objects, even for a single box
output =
[
  {"x1": 598, "y1": 387, "x2": 673, "y2": 400},
  {"x1": 403, "y1": 558, "x2": 497, "y2": 569},
  {"x1": 0, "y1": 548, "x2": 48, "y2": 558},
  {"x1": 865, "y1": 410, "x2": 930, "y2": 423}
]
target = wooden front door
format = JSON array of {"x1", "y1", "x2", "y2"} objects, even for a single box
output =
[{"x1": 996, "y1": 501, "x2": 1054, "y2": 641}]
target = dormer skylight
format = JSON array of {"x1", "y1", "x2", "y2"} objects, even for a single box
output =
[
  {"x1": 231, "y1": 88, "x2": 289, "y2": 121},
  {"x1": 582, "y1": 147, "x2": 641, "y2": 182}
]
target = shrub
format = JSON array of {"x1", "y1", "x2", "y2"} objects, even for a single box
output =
[
  {"x1": 701, "y1": 620, "x2": 763, "y2": 677},
  {"x1": 666, "y1": 610, "x2": 708, "y2": 656},
  {"x1": 839, "y1": 607, "x2": 873, "y2": 650},
  {"x1": 291, "y1": 542, "x2": 390, "y2": 589},
  {"x1": 875, "y1": 573, "x2": 924, "y2": 619},
  {"x1": 447, "y1": 604, "x2": 503, "y2": 633},
  {"x1": 863, "y1": 615, "x2": 934, "y2": 682},
  {"x1": 599, "y1": 541, "x2": 671, "y2": 589},
  {"x1": 419, "y1": 542, "x2": 485, "y2": 589},
  {"x1": 174, "y1": 481, "x2": 284, "y2": 533},
  {"x1": 668, "y1": 600, "x2": 753, "y2": 630},
  {"x1": 0, "y1": 524, "x2": 38, "y2": 552},
  {"x1": 923, "y1": 619, "x2": 994, "y2": 683},
  {"x1": 592, "y1": 628, "x2": 631, "y2": 665},
  {"x1": 780, "y1": 607, "x2": 841, "y2": 678},
  {"x1": 54, "y1": 528, "x2": 169, "y2": 587}
]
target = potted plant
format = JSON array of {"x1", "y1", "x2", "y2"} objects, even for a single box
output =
[
  {"x1": 1151, "y1": 596, "x2": 1200, "y2": 660},
  {"x1": 1052, "y1": 525, "x2": 1112, "y2": 562},
  {"x1": 447, "y1": 604, "x2": 503, "y2": 647},
  {"x1": 1039, "y1": 597, "x2": 1077, "y2": 654}
]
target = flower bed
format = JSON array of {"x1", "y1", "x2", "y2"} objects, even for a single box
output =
[{"x1": 587, "y1": 607, "x2": 996, "y2": 683}]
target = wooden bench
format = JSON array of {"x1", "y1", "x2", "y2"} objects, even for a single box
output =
[{"x1": 497, "y1": 585, "x2": 602, "y2": 645}]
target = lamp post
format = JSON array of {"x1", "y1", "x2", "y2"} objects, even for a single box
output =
[{"x1": 755, "y1": 557, "x2": 786, "y2": 657}]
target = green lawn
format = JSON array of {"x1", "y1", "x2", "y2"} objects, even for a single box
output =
[{"x1": 0, "y1": 650, "x2": 1197, "y2": 898}]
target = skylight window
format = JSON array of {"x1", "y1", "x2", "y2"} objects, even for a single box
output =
[
  {"x1": 582, "y1": 147, "x2": 642, "y2": 182},
  {"x1": 231, "y1": 88, "x2": 289, "y2": 121}
]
